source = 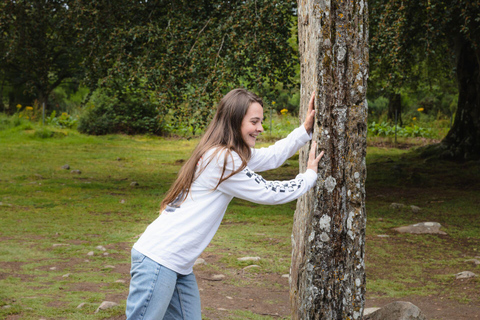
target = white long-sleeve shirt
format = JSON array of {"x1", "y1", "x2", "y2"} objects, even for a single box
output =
[{"x1": 133, "y1": 126, "x2": 317, "y2": 275}]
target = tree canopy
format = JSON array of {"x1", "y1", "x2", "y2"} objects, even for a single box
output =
[
  {"x1": 0, "y1": 0, "x2": 83, "y2": 107},
  {"x1": 1, "y1": 0, "x2": 297, "y2": 128},
  {"x1": 70, "y1": 0, "x2": 297, "y2": 127},
  {"x1": 369, "y1": 0, "x2": 480, "y2": 159}
]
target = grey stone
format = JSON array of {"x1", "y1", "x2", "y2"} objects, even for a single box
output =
[
  {"x1": 49, "y1": 267, "x2": 57, "y2": 270},
  {"x1": 410, "y1": 205, "x2": 422, "y2": 213},
  {"x1": 211, "y1": 274, "x2": 225, "y2": 281},
  {"x1": 455, "y1": 271, "x2": 477, "y2": 279},
  {"x1": 364, "y1": 301, "x2": 427, "y2": 320},
  {"x1": 237, "y1": 256, "x2": 261, "y2": 262},
  {"x1": 217, "y1": 308, "x2": 228, "y2": 311},
  {"x1": 394, "y1": 222, "x2": 447, "y2": 235},
  {"x1": 62, "y1": 273, "x2": 71, "y2": 278},
  {"x1": 243, "y1": 265, "x2": 261, "y2": 270},
  {"x1": 95, "y1": 301, "x2": 119, "y2": 313},
  {"x1": 465, "y1": 259, "x2": 480, "y2": 266},
  {"x1": 87, "y1": 251, "x2": 94, "y2": 256},
  {"x1": 96, "y1": 245, "x2": 107, "y2": 251},
  {"x1": 2, "y1": 305, "x2": 11, "y2": 309},
  {"x1": 71, "y1": 170, "x2": 81, "y2": 174},
  {"x1": 103, "y1": 252, "x2": 109, "y2": 256},
  {"x1": 52, "y1": 243, "x2": 70, "y2": 247},
  {"x1": 281, "y1": 274, "x2": 290, "y2": 278},
  {"x1": 115, "y1": 279, "x2": 126, "y2": 283},
  {"x1": 104, "y1": 265, "x2": 115, "y2": 269},
  {"x1": 390, "y1": 203, "x2": 405, "y2": 210},
  {"x1": 76, "y1": 303, "x2": 86, "y2": 309},
  {"x1": 130, "y1": 181, "x2": 139, "y2": 186},
  {"x1": 0, "y1": 202, "x2": 12, "y2": 207},
  {"x1": 377, "y1": 234, "x2": 390, "y2": 238},
  {"x1": 62, "y1": 164, "x2": 70, "y2": 170},
  {"x1": 193, "y1": 258, "x2": 206, "y2": 266}
]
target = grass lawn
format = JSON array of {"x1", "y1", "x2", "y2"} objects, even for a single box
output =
[{"x1": 0, "y1": 119, "x2": 479, "y2": 319}]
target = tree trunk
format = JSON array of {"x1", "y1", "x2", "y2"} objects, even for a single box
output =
[
  {"x1": 387, "y1": 93, "x2": 402, "y2": 127},
  {"x1": 441, "y1": 36, "x2": 480, "y2": 160},
  {"x1": 290, "y1": 0, "x2": 368, "y2": 319}
]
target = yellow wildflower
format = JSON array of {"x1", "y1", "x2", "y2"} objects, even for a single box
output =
[
  {"x1": 413, "y1": 117, "x2": 417, "y2": 120},
  {"x1": 272, "y1": 101, "x2": 276, "y2": 105},
  {"x1": 26, "y1": 106, "x2": 33, "y2": 111},
  {"x1": 417, "y1": 108, "x2": 424, "y2": 112},
  {"x1": 280, "y1": 108, "x2": 288, "y2": 115},
  {"x1": 62, "y1": 112, "x2": 68, "y2": 117},
  {"x1": 16, "y1": 104, "x2": 22, "y2": 109}
]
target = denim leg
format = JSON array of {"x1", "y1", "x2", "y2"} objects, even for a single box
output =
[
  {"x1": 164, "y1": 273, "x2": 201, "y2": 320},
  {"x1": 126, "y1": 249, "x2": 177, "y2": 320}
]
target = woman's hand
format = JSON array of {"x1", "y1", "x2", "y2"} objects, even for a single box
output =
[
  {"x1": 307, "y1": 141, "x2": 324, "y2": 173},
  {"x1": 303, "y1": 91, "x2": 315, "y2": 134}
]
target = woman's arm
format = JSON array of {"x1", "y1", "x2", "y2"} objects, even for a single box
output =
[
  {"x1": 248, "y1": 92, "x2": 316, "y2": 172},
  {"x1": 215, "y1": 143, "x2": 323, "y2": 205}
]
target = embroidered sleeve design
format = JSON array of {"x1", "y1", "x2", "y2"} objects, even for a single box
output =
[{"x1": 243, "y1": 168, "x2": 303, "y2": 193}]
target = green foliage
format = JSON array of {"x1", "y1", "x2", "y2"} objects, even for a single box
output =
[
  {"x1": 368, "y1": 121, "x2": 436, "y2": 138},
  {"x1": 0, "y1": 1, "x2": 84, "y2": 107},
  {"x1": 33, "y1": 128, "x2": 55, "y2": 139},
  {"x1": 77, "y1": 86, "x2": 161, "y2": 135},
  {"x1": 50, "y1": 84, "x2": 90, "y2": 117},
  {"x1": 46, "y1": 111, "x2": 78, "y2": 129},
  {"x1": 71, "y1": 0, "x2": 297, "y2": 129},
  {"x1": 367, "y1": 96, "x2": 389, "y2": 119}
]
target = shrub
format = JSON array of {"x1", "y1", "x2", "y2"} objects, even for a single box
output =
[
  {"x1": 368, "y1": 121, "x2": 436, "y2": 138},
  {"x1": 33, "y1": 128, "x2": 54, "y2": 139},
  {"x1": 46, "y1": 111, "x2": 78, "y2": 129},
  {"x1": 78, "y1": 89, "x2": 161, "y2": 135}
]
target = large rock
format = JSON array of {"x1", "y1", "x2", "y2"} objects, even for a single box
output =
[
  {"x1": 394, "y1": 222, "x2": 447, "y2": 235},
  {"x1": 364, "y1": 301, "x2": 427, "y2": 320}
]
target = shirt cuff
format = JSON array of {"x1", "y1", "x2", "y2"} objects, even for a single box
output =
[{"x1": 304, "y1": 169, "x2": 318, "y2": 189}]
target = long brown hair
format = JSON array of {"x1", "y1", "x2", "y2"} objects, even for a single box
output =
[{"x1": 160, "y1": 88, "x2": 263, "y2": 210}]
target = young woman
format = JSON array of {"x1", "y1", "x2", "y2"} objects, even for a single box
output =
[{"x1": 126, "y1": 88, "x2": 323, "y2": 319}]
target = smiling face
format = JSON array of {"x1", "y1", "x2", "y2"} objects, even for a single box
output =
[{"x1": 241, "y1": 102, "x2": 264, "y2": 147}]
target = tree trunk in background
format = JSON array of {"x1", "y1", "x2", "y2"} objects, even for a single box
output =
[
  {"x1": 441, "y1": 36, "x2": 480, "y2": 160},
  {"x1": 290, "y1": 0, "x2": 368, "y2": 319},
  {"x1": 387, "y1": 93, "x2": 402, "y2": 127}
]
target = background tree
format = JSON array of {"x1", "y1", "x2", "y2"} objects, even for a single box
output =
[
  {"x1": 0, "y1": 0, "x2": 83, "y2": 110},
  {"x1": 70, "y1": 0, "x2": 298, "y2": 130},
  {"x1": 290, "y1": 0, "x2": 368, "y2": 318},
  {"x1": 369, "y1": 0, "x2": 480, "y2": 159}
]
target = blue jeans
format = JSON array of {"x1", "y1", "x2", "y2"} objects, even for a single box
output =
[{"x1": 126, "y1": 249, "x2": 201, "y2": 320}]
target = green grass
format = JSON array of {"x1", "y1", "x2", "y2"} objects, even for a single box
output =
[{"x1": 1, "y1": 115, "x2": 479, "y2": 319}]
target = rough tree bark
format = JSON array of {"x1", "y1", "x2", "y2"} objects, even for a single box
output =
[
  {"x1": 290, "y1": 0, "x2": 368, "y2": 319},
  {"x1": 387, "y1": 93, "x2": 402, "y2": 127},
  {"x1": 441, "y1": 36, "x2": 480, "y2": 160}
]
